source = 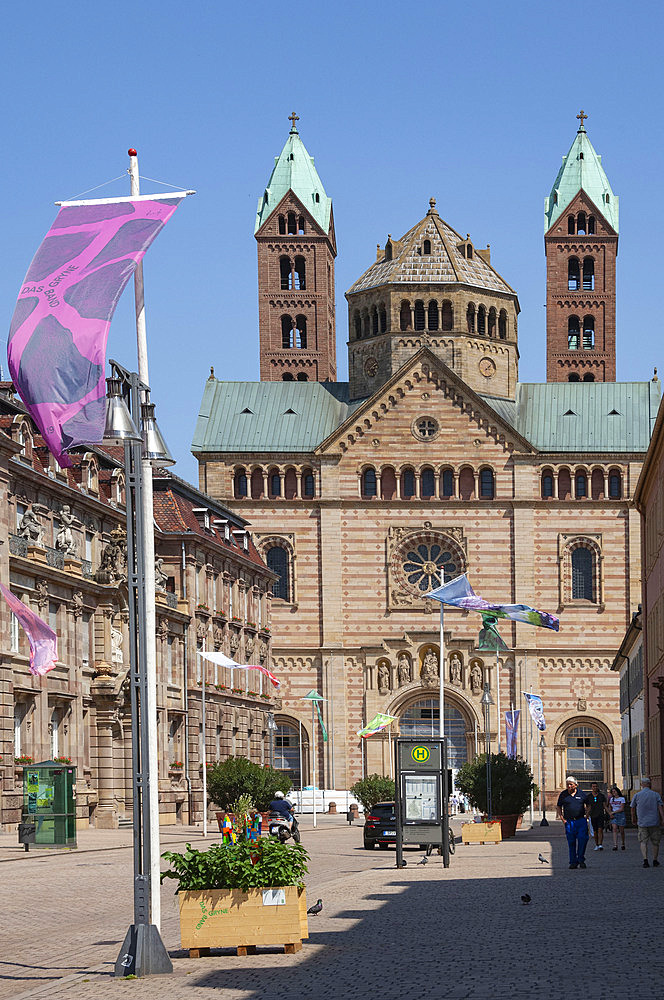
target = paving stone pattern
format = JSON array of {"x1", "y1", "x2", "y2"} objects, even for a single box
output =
[{"x1": 4, "y1": 821, "x2": 664, "y2": 1000}]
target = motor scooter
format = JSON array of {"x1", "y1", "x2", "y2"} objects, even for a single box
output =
[{"x1": 268, "y1": 808, "x2": 301, "y2": 843}]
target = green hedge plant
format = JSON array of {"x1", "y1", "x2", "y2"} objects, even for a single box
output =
[
  {"x1": 455, "y1": 752, "x2": 538, "y2": 816},
  {"x1": 349, "y1": 774, "x2": 395, "y2": 812},
  {"x1": 161, "y1": 838, "x2": 309, "y2": 891},
  {"x1": 206, "y1": 756, "x2": 291, "y2": 811}
]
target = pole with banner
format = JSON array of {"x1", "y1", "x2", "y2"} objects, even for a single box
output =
[{"x1": 303, "y1": 691, "x2": 326, "y2": 828}]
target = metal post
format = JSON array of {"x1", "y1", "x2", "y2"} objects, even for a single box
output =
[
  {"x1": 484, "y1": 703, "x2": 492, "y2": 820},
  {"x1": 529, "y1": 685, "x2": 534, "y2": 827},
  {"x1": 442, "y1": 737, "x2": 450, "y2": 869},
  {"x1": 395, "y1": 737, "x2": 404, "y2": 868},
  {"x1": 311, "y1": 700, "x2": 317, "y2": 828},
  {"x1": 540, "y1": 737, "x2": 549, "y2": 826},
  {"x1": 202, "y1": 652, "x2": 207, "y2": 839},
  {"x1": 496, "y1": 648, "x2": 501, "y2": 753},
  {"x1": 298, "y1": 719, "x2": 303, "y2": 810},
  {"x1": 439, "y1": 604, "x2": 445, "y2": 740}
]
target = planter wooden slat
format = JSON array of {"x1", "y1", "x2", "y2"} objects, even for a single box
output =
[
  {"x1": 461, "y1": 821, "x2": 502, "y2": 845},
  {"x1": 179, "y1": 885, "x2": 308, "y2": 953}
]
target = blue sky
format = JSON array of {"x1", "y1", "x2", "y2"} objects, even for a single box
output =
[{"x1": 2, "y1": 1, "x2": 663, "y2": 482}]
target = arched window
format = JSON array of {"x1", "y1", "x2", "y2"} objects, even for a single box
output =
[
  {"x1": 385, "y1": 243, "x2": 393, "y2": 261},
  {"x1": 372, "y1": 306, "x2": 379, "y2": 336},
  {"x1": 284, "y1": 468, "x2": 297, "y2": 500},
  {"x1": 280, "y1": 255, "x2": 291, "y2": 290},
  {"x1": 251, "y1": 469, "x2": 264, "y2": 498},
  {"x1": 423, "y1": 239, "x2": 431, "y2": 255},
  {"x1": 234, "y1": 469, "x2": 248, "y2": 498},
  {"x1": 362, "y1": 467, "x2": 377, "y2": 498},
  {"x1": 281, "y1": 315, "x2": 294, "y2": 348},
  {"x1": 568, "y1": 215, "x2": 575, "y2": 235},
  {"x1": 379, "y1": 304, "x2": 387, "y2": 333},
  {"x1": 575, "y1": 471, "x2": 587, "y2": 498},
  {"x1": 480, "y1": 467, "x2": 495, "y2": 499},
  {"x1": 414, "y1": 300, "x2": 425, "y2": 331},
  {"x1": 295, "y1": 315, "x2": 307, "y2": 349},
  {"x1": 568, "y1": 316, "x2": 580, "y2": 350},
  {"x1": 287, "y1": 212, "x2": 296, "y2": 235},
  {"x1": 487, "y1": 308, "x2": 496, "y2": 338},
  {"x1": 278, "y1": 215, "x2": 286, "y2": 235},
  {"x1": 583, "y1": 316, "x2": 594, "y2": 350},
  {"x1": 294, "y1": 256, "x2": 306, "y2": 290},
  {"x1": 363, "y1": 312, "x2": 370, "y2": 338},
  {"x1": 399, "y1": 698, "x2": 467, "y2": 769},
  {"x1": 577, "y1": 211, "x2": 586, "y2": 235},
  {"x1": 354, "y1": 311, "x2": 362, "y2": 340},
  {"x1": 400, "y1": 301, "x2": 411, "y2": 331},
  {"x1": 609, "y1": 470, "x2": 622, "y2": 499},
  {"x1": 558, "y1": 468, "x2": 571, "y2": 498},
  {"x1": 303, "y1": 471, "x2": 315, "y2": 497},
  {"x1": 269, "y1": 471, "x2": 281, "y2": 497},
  {"x1": 568, "y1": 257, "x2": 580, "y2": 290},
  {"x1": 459, "y1": 467, "x2": 475, "y2": 500},
  {"x1": 427, "y1": 300, "x2": 439, "y2": 331},
  {"x1": 266, "y1": 546, "x2": 290, "y2": 601},
  {"x1": 298, "y1": 216, "x2": 305, "y2": 235},
  {"x1": 421, "y1": 467, "x2": 436, "y2": 499},
  {"x1": 568, "y1": 373, "x2": 580, "y2": 382},
  {"x1": 566, "y1": 724, "x2": 603, "y2": 788},
  {"x1": 477, "y1": 306, "x2": 486, "y2": 335},
  {"x1": 296, "y1": 371, "x2": 308, "y2": 381},
  {"x1": 441, "y1": 469, "x2": 454, "y2": 498},
  {"x1": 498, "y1": 310, "x2": 507, "y2": 339},
  {"x1": 467, "y1": 303, "x2": 475, "y2": 333},
  {"x1": 572, "y1": 547, "x2": 593, "y2": 599},
  {"x1": 274, "y1": 722, "x2": 302, "y2": 781},
  {"x1": 582, "y1": 257, "x2": 594, "y2": 290},
  {"x1": 282, "y1": 372, "x2": 294, "y2": 381},
  {"x1": 591, "y1": 468, "x2": 604, "y2": 499},
  {"x1": 402, "y1": 468, "x2": 416, "y2": 500},
  {"x1": 381, "y1": 466, "x2": 397, "y2": 500},
  {"x1": 442, "y1": 301, "x2": 453, "y2": 331},
  {"x1": 583, "y1": 373, "x2": 595, "y2": 382},
  {"x1": 541, "y1": 471, "x2": 554, "y2": 499},
  {"x1": 588, "y1": 215, "x2": 596, "y2": 235}
]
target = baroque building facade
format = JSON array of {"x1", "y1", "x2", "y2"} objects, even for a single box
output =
[
  {"x1": 193, "y1": 116, "x2": 656, "y2": 803},
  {"x1": 0, "y1": 383, "x2": 276, "y2": 830}
]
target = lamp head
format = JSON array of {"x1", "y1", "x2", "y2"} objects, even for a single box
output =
[
  {"x1": 102, "y1": 377, "x2": 141, "y2": 444},
  {"x1": 141, "y1": 401, "x2": 175, "y2": 467}
]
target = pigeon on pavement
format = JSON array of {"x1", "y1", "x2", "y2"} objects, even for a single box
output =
[
  {"x1": 307, "y1": 899, "x2": 323, "y2": 916},
  {"x1": 537, "y1": 854, "x2": 549, "y2": 864},
  {"x1": 521, "y1": 894, "x2": 531, "y2": 905},
  {"x1": 418, "y1": 856, "x2": 428, "y2": 865}
]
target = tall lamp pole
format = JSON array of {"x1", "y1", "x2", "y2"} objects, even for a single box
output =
[
  {"x1": 539, "y1": 735, "x2": 549, "y2": 826},
  {"x1": 106, "y1": 360, "x2": 174, "y2": 978},
  {"x1": 481, "y1": 683, "x2": 494, "y2": 820}
]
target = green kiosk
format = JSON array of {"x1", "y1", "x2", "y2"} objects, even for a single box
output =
[{"x1": 21, "y1": 761, "x2": 77, "y2": 849}]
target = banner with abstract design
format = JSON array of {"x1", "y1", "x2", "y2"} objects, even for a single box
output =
[
  {"x1": 426, "y1": 573, "x2": 559, "y2": 631},
  {"x1": 7, "y1": 194, "x2": 185, "y2": 466},
  {"x1": 197, "y1": 650, "x2": 281, "y2": 688},
  {"x1": 524, "y1": 692, "x2": 547, "y2": 731},
  {"x1": 0, "y1": 583, "x2": 57, "y2": 675},
  {"x1": 505, "y1": 710, "x2": 520, "y2": 758},
  {"x1": 357, "y1": 713, "x2": 396, "y2": 739}
]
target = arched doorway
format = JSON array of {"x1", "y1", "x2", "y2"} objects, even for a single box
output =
[
  {"x1": 399, "y1": 697, "x2": 468, "y2": 769},
  {"x1": 565, "y1": 724, "x2": 604, "y2": 790}
]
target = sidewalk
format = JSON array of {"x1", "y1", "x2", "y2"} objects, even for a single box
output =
[{"x1": 5, "y1": 820, "x2": 664, "y2": 1000}]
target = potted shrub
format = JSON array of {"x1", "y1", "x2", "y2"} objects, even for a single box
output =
[
  {"x1": 456, "y1": 752, "x2": 537, "y2": 839},
  {"x1": 350, "y1": 774, "x2": 395, "y2": 813},
  {"x1": 207, "y1": 756, "x2": 292, "y2": 830},
  {"x1": 161, "y1": 837, "x2": 309, "y2": 956}
]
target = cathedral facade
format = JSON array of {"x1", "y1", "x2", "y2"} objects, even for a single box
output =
[{"x1": 193, "y1": 115, "x2": 656, "y2": 803}]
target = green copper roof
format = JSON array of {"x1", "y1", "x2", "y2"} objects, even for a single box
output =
[
  {"x1": 255, "y1": 123, "x2": 332, "y2": 234},
  {"x1": 544, "y1": 124, "x2": 618, "y2": 233}
]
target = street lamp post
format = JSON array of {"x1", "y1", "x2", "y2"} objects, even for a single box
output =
[
  {"x1": 539, "y1": 734, "x2": 549, "y2": 826},
  {"x1": 106, "y1": 360, "x2": 174, "y2": 978},
  {"x1": 481, "y1": 683, "x2": 494, "y2": 820}
]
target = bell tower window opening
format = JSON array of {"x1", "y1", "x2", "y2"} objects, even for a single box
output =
[
  {"x1": 280, "y1": 256, "x2": 291, "y2": 290},
  {"x1": 402, "y1": 468, "x2": 416, "y2": 500},
  {"x1": 568, "y1": 316, "x2": 580, "y2": 350},
  {"x1": 379, "y1": 304, "x2": 387, "y2": 333},
  {"x1": 423, "y1": 239, "x2": 431, "y2": 255},
  {"x1": 414, "y1": 300, "x2": 425, "y2": 331},
  {"x1": 498, "y1": 310, "x2": 507, "y2": 339},
  {"x1": 296, "y1": 372, "x2": 308, "y2": 381},
  {"x1": 287, "y1": 212, "x2": 297, "y2": 235},
  {"x1": 583, "y1": 315, "x2": 594, "y2": 350},
  {"x1": 295, "y1": 315, "x2": 307, "y2": 349},
  {"x1": 278, "y1": 215, "x2": 286, "y2": 235},
  {"x1": 298, "y1": 216, "x2": 305, "y2": 235},
  {"x1": 577, "y1": 212, "x2": 586, "y2": 236},
  {"x1": 428, "y1": 301, "x2": 439, "y2": 331},
  {"x1": 372, "y1": 307, "x2": 379, "y2": 336},
  {"x1": 467, "y1": 303, "x2": 475, "y2": 333},
  {"x1": 568, "y1": 215, "x2": 575, "y2": 235},
  {"x1": 294, "y1": 256, "x2": 306, "y2": 290},
  {"x1": 282, "y1": 372, "x2": 294, "y2": 381},
  {"x1": 400, "y1": 301, "x2": 411, "y2": 331},
  {"x1": 281, "y1": 315, "x2": 294, "y2": 349},
  {"x1": 487, "y1": 308, "x2": 496, "y2": 338},
  {"x1": 568, "y1": 373, "x2": 580, "y2": 382},
  {"x1": 583, "y1": 373, "x2": 595, "y2": 382},
  {"x1": 354, "y1": 311, "x2": 362, "y2": 340},
  {"x1": 442, "y1": 469, "x2": 454, "y2": 498},
  {"x1": 442, "y1": 301, "x2": 453, "y2": 331},
  {"x1": 568, "y1": 257, "x2": 580, "y2": 291},
  {"x1": 477, "y1": 306, "x2": 486, "y2": 335},
  {"x1": 588, "y1": 215, "x2": 596, "y2": 235},
  {"x1": 582, "y1": 257, "x2": 594, "y2": 291}
]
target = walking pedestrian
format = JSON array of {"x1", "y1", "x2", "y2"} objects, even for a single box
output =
[
  {"x1": 556, "y1": 776, "x2": 591, "y2": 869},
  {"x1": 607, "y1": 784, "x2": 627, "y2": 851},
  {"x1": 630, "y1": 778, "x2": 664, "y2": 869},
  {"x1": 588, "y1": 781, "x2": 608, "y2": 851}
]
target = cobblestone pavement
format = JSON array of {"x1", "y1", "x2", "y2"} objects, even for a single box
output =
[{"x1": 4, "y1": 820, "x2": 664, "y2": 1000}]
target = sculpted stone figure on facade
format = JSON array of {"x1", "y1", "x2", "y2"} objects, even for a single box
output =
[
  {"x1": 95, "y1": 528, "x2": 127, "y2": 585},
  {"x1": 450, "y1": 654, "x2": 462, "y2": 686},
  {"x1": 55, "y1": 505, "x2": 76, "y2": 557},
  {"x1": 378, "y1": 661, "x2": 391, "y2": 694},
  {"x1": 245, "y1": 635, "x2": 255, "y2": 658},
  {"x1": 111, "y1": 627, "x2": 123, "y2": 663},
  {"x1": 397, "y1": 654, "x2": 411, "y2": 686},
  {"x1": 18, "y1": 508, "x2": 43, "y2": 546},
  {"x1": 470, "y1": 662, "x2": 483, "y2": 695},
  {"x1": 229, "y1": 631, "x2": 240, "y2": 655},
  {"x1": 259, "y1": 640, "x2": 268, "y2": 664},
  {"x1": 155, "y1": 557, "x2": 168, "y2": 591},
  {"x1": 421, "y1": 650, "x2": 439, "y2": 687}
]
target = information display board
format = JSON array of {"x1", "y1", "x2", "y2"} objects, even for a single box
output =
[
  {"x1": 395, "y1": 737, "x2": 450, "y2": 868},
  {"x1": 22, "y1": 761, "x2": 76, "y2": 848}
]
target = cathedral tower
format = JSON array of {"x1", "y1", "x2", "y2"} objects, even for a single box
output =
[
  {"x1": 545, "y1": 112, "x2": 619, "y2": 382},
  {"x1": 255, "y1": 114, "x2": 337, "y2": 383}
]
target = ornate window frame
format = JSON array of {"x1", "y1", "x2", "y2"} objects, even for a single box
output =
[
  {"x1": 255, "y1": 533, "x2": 297, "y2": 608},
  {"x1": 387, "y1": 522, "x2": 467, "y2": 611},
  {"x1": 558, "y1": 533, "x2": 603, "y2": 610}
]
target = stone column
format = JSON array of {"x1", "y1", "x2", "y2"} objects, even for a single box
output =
[{"x1": 91, "y1": 664, "x2": 121, "y2": 829}]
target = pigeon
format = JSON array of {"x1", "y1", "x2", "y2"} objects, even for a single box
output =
[
  {"x1": 307, "y1": 899, "x2": 323, "y2": 916},
  {"x1": 521, "y1": 894, "x2": 531, "y2": 905},
  {"x1": 418, "y1": 856, "x2": 428, "y2": 865},
  {"x1": 537, "y1": 854, "x2": 549, "y2": 864}
]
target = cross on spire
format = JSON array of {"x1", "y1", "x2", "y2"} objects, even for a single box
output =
[
  {"x1": 288, "y1": 111, "x2": 300, "y2": 133},
  {"x1": 576, "y1": 109, "x2": 588, "y2": 131}
]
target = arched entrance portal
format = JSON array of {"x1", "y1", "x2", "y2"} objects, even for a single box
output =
[
  {"x1": 399, "y1": 697, "x2": 468, "y2": 769},
  {"x1": 565, "y1": 724, "x2": 603, "y2": 789}
]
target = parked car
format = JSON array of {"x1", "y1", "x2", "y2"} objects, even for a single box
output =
[{"x1": 363, "y1": 800, "x2": 397, "y2": 850}]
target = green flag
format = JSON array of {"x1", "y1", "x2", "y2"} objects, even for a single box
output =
[
  {"x1": 478, "y1": 613, "x2": 508, "y2": 651},
  {"x1": 303, "y1": 689, "x2": 328, "y2": 742}
]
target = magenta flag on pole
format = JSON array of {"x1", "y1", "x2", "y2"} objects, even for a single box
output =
[
  {"x1": 7, "y1": 194, "x2": 185, "y2": 466},
  {"x1": 0, "y1": 583, "x2": 57, "y2": 676}
]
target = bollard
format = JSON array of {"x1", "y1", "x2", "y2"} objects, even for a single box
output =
[{"x1": 328, "y1": 801, "x2": 337, "y2": 814}]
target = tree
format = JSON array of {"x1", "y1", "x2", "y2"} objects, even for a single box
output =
[
  {"x1": 455, "y1": 752, "x2": 537, "y2": 815},
  {"x1": 350, "y1": 774, "x2": 395, "y2": 812},
  {"x1": 206, "y1": 756, "x2": 292, "y2": 811}
]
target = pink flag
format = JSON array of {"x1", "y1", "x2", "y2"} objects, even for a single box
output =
[
  {"x1": 245, "y1": 664, "x2": 281, "y2": 688},
  {"x1": 7, "y1": 194, "x2": 185, "y2": 466},
  {"x1": 0, "y1": 583, "x2": 57, "y2": 675}
]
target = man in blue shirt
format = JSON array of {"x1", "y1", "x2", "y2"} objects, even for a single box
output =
[{"x1": 556, "y1": 776, "x2": 591, "y2": 869}]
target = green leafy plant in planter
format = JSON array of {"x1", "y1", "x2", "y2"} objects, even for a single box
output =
[
  {"x1": 456, "y1": 752, "x2": 538, "y2": 816},
  {"x1": 161, "y1": 837, "x2": 309, "y2": 891},
  {"x1": 228, "y1": 793, "x2": 254, "y2": 833},
  {"x1": 350, "y1": 773, "x2": 395, "y2": 812},
  {"x1": 206, "y1": 756, "x2": 291, "y2": 811}
]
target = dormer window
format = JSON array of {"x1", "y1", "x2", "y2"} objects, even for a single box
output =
[{"x1": 423, "y1": 240, "x2": 431, "y2": 255}]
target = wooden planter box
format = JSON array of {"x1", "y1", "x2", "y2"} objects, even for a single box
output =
[
  {"x1": 179, "y1": 885, "x2": 308, "y2": 956},
  {"x1": 461, "y1": 821, "x2": 502, "y2": 845}
]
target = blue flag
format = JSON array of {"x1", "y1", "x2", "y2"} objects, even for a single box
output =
[{"x1": 505, "y1": 710, "x2": 520, "y2": 758}]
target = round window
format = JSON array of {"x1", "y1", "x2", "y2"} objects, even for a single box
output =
[{"x1": 413, "y1": 416, "x2": 439, "y2": 440}]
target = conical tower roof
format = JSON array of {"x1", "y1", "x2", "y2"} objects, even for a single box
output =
[
  {"x1": 544, "y1": 114, "x2": 618, "y2": 232},
  {"x1": 255, "y1": 116, "x2": 332, "y2": 234}
]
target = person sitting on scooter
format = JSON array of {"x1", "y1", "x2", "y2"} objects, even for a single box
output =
[{"x1": 269, "y1": 790, "x2": 299, "y2": 833}]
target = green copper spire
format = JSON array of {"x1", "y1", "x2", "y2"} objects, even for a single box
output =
[
  {"x1": 544, "y1": 111, "x2": 618, "y2": 233},
  {"x1": 255, "y1": 113, "x2": 332, "y2": 234}
]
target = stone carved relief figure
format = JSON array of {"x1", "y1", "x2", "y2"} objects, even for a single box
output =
[
  {"x1": 18, "y1": 508, "x2": 43, "y2": 545},
  {"x1": 397, "y1": 654, "x2": 411, "y2": 687},
  {"x1": 55, "y1": 505, "x2": 76, "y2": 557},
  {"x1": 259, "y1": 640, "x2": 268, "y2": 664},
  {"x1": 111, "y1": 627, "x2": 123, "y2": 663},
  {"x1": 378, "y1": 662, "x2": 391, "y2": 694},
  {"x1": 421, "y1": 650, "x2": 439, "y2": 687},
  {"x1": 95, "y1": 528, "x2": 127, "y2": 585},
  {"x1": 229, "y1": 631, "x2": 240, "y2": 655},
  {"x1": 245, "y1": 635, "x2": 255, "y2": 659},
  {"x1": 450, "y1": 654, "x2": 462, "y2": 686},
  {"x1": 470, "y1": 662, "x2": 483, "y2": 695},
  {"x1": 155, "y1": 557, "x2": 168, "y2": 591}
]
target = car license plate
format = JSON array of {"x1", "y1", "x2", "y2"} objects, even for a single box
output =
[{"x1": 383, "y1": 830, "x2": 396, "y2": 836}]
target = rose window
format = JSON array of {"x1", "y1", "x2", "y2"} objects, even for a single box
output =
[{"x1": 402, "y1": 543, "x2": 460, "y2": 592}]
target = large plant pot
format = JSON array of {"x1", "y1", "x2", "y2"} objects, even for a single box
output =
[
  {"x1": 461, "y1": 821, "x2": 502, "y2": 845},
  {"x1": 496, "y1": 814, "x2": 519, "y2": 839},
  {"x1": 179, "y1": 885, "x2": 308, "y2": 956}
]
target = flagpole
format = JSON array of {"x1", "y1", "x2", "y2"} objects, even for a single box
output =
[
  {"x1": 312, "y1": 699, "x2": 317, "y2": 829},
  {"x1": 128, "y1": 150, "x2": 161, "y2": 930},
  {"x1": 495, "y1": 647, "x2": 501, "y2": 753},
  {"x1": 439, "y1": 603, "x2": 445, "y2": 740},
  {"x1": 202, "y1": 647, "x2": 207, "y2": 839},
  {"x1": 529, "y1": 682, "x2": 534, "y2": 828}
]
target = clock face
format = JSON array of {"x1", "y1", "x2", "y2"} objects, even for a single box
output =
[
  {"x1": 479, "y1": 357, "x2": 496, "y2": 378},
  {"x1": 364, "y1": 356, "x2": 378, "y2": 377}
]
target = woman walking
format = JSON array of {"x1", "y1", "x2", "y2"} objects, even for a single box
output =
[{"x1": 608, "y1": 784, "x2": 626, "y2": 851}]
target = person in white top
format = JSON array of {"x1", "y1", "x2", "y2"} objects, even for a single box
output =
[{"x1": 607, "y1": 784, "x2": 626, "y2": 851}]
